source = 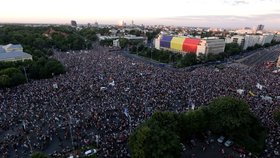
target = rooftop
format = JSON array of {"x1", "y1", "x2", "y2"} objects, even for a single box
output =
[{"x1": 0, "y1": 51, "x2": 32, "y2": 61}]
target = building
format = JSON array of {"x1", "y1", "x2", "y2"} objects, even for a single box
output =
[
  {"x1": 113, "y1": 39, "x2": 120, "y2": 47},
  {"x1": 155, "y1": 35, "x2": 225, "y2": 56},
  {"x1": 225, "y1": 35, "x2": 245, "y2": 46},
  {"x1": 157, "y1": 35, "x2": 200, "y2": 54},
  {"x1": 235, "y1": 28, "x2": 255, "y2": 35},
  {"x1": 2, "y1": 44, "x2": 23, "y2": 52},
  {"x1": 257, "y1": 24, "x2": 264, "y2": 31},
  {"x1": 71, "y1": 20, "x2": 77, "y2": 27},
  {"x1": 227, "y1": 34, "x2": 274, "y2": 50},
  {"x1": 0, "y1": 47, "x2": 5, "y2": 53},
  {"x1": 197, "y1": 38, "x2": 226, "y2": 55},
  {"x1": 243, "y1": 35, "x2": 261, "y2": 50},
  {"x1": 0, "y1": 44, "x2": 32, "y2": 62},
  {"x1": 259, "y1": 34, "x2": 274, "y2": 45},
  {"x1": 273, "y1": 34, "x2": 280, "y2": 42},
  {"x1": 243, "y1": 34, "x2": 274, "y2": 50},
  {"x1": 0, "y1": 51, "x2": 33, "y2": 62}
]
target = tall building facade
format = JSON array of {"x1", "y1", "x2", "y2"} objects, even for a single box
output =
[
  {"x1": 155, "y1": 35, "x2": 225, "y2": 56},
  {"x1": 197, "y1": 38, "x2": 226, "y2": 55},
  {"x1": 257, "y1": 24, "x2": 264, "y2": 31},
  {"x1": 227, "y1": 34, "x2": 274, "y2": 50}
]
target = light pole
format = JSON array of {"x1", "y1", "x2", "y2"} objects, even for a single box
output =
[
  {"x1": 27, "y1": 136, "x2": 33, "y2": 154},
  {"x1": 95, "y1": 135, "x2": 99, "y2": 148},
  {"x1": 124, "y1": 108, "x2": 132, "y2": 134},
  {"x1": 68, "y1": 114, "x2": 74, "y2": 150},
  {"x1": 128, "y1": 114, "x2": 131, "y2": 134},
  {"x1": 23, "y1": 67, "x2": 28, "y2": 83}
]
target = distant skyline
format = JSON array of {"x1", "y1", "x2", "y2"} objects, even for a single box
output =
[{"x1": 1, "y1": 0, "x2": 280, "y2": 29}]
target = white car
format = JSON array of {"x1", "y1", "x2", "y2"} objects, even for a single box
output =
[
  {"x1": 217, "y1": 136, "x2": 225, "y2": 143},
  {"x1": 224, "y1": 140, "x2": 234, "y2": 147},
  {"x1": 85, "y1": 149, "x2": 97, "y2": 156}
]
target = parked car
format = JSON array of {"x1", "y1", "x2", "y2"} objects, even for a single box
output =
[
  {"x1": 232, "y1": 145, "x2": 246, "y2": 154},
  {"x1": 224, "y1": 140, "x2": 234, "y2": 147},
  {"x1": 217, "y1": 136, "x2": 225, "y2": 143}
]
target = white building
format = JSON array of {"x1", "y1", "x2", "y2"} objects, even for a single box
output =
[
  {"x1": 273, "y1": 35, "x2": 280, "y2": 42},
  {"x1": 2, "y1": 44, "x2": 23, "y2": 52},
  {"x1": 154, "y1": 37, "x2": 160, "y2": 50},
  {"x1": 0, "y1": 51, "x2": 33, "y2": 62},
  {"x1": 243, "y1": 34, "x2": 274, "y2": 50},
  {"x1": 227, "y1": 34, "x2": 274, "y2": 50},
  {"x1": 196, "y1": 38, "x2": 225, "y2": 55},
  {"x1": 0, "y1": 44, "x2": 32, "y2": 62},
  {"x1": 235, "y1": 28, "x2": 255, "y2": 35},
  {"x1": 113, "y1": 39, "x2": 120, "y2": 47},
  {"x1": 260, "y1": 34, "x2": 274, "y2": 45},
  {"x1": 225, "y1": 35, "x2": 245, "y2": 46},
  {"x1": 243, "y1": 35, "x2": 261, "y2": 50}
]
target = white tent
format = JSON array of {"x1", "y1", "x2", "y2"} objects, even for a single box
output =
[
  {"x1": 256, "y1": 83, "x2": 264, "y2": 90},
  {"x1": 237, "y1": 89, "x2": 245, "y2": 95},
  {"x1": 53, "y1": 83, "x2": 58, "y2": 89},
  {"x1": 100, "y1": 87, "x2": 107, "y2": 91},
  {"x1": 109, "y1": 80, "x2": 115, "y2": 86},
  {"x1": 261, "y1": 95, "x2": 273, "y2": 103}
]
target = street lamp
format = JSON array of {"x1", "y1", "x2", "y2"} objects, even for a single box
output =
[
  {"x1": 95, "y1": 135, "x2": 99, "y2": 148},
  {"x1": 23, "y1": 67, "x2": 28, "y2": 83},
  {"x1": 68, "y1": 114, "x2": 74, "y2": 150}
]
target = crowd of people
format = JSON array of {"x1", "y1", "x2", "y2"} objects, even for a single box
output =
[{"x1": 0, "y1": 45, "x2": 279, "y2": 158}]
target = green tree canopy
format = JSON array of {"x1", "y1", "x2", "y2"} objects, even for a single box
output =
[
  {"x1": 129, "y1": 112, "x2": 182, "y2": 158},
  {"x1": 207, "y1": 96, "x2": 252, "y2": 134},
  {"x1": 179, "y1": 53, "x2": 197, "y2": 67},
  {"x1": 129, "y1": 96, "x2": 266, "y2": 156},
  {"x1": 273, "y1": 109, "x2": 280, "y2": 123},
  {"x1": 31, "y1": 152, "x2": 48, "y2": 158},
  {"x1": 0, "y1": 67, "x2": 25, "y2": 87}
]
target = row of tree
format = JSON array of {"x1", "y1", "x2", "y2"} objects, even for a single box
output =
[
  {"x1": 0, "y1": 25, "x2": 101, "y2": 56},
  {"x1": 129, "y1": 96, "x2": 266, "y2": 157},
  {"x1": 0, "y1": 58, "x2": 65, "y2": 87},
  {"x1": 130, "y1": 40, "x2": 280, "y2": 68}
]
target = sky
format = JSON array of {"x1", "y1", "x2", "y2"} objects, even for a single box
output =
[{"x1": 1, "y1": 0, "x2": 280, "y2": 29}]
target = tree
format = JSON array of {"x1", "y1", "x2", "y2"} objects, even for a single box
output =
[
  {"x1": 273, "y1": 109, "x2": 280, "y2": 123},
  {"x1": 178, "y1": 108, "x2": 208, "y2": 140},
  {"x1": 0, "y1": 75, "x2": 11, "y2": 87},
  {"x1": 207, "y1": 96, "x2": 252, "y2": 134},
  {"x1": 44, "y1": 59, "x2": 65, "y2": 77},
  {"x1": 0, "y1": 67, "x2": 25, "y2": 87},
  {"x1": 224, "y1": 43, "x2": 241, "y2": 56},
  {"x1": 31, "y1": 152, "x2": 48, "y2": 158},
  {"x1": 179, "y1": 53, "x2": 197, "y2": 67},
  {"x1": 129, "y1": 112, "x2": 182, "y2": 158},
  {"x1": 206, "y1": 96, "x2": 266, "y2": 155},
  {"x1": 129, "y1": 96, "x2": 266, "y2": 156},
  {"x1": 119, "y1": 38, "x2": 129, "y2": 49}
]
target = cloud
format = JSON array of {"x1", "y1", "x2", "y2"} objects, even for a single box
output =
[
  {"x1": 224, "y1": 0, "x2": 249, "y2": 5},
  {"x1": 159, "y1": 14, "x2": 280, "y2": 29}
]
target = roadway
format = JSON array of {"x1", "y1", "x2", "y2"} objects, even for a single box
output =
[{"x1": 235, "y1": 45, "x2": 280, "y2": 66}]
